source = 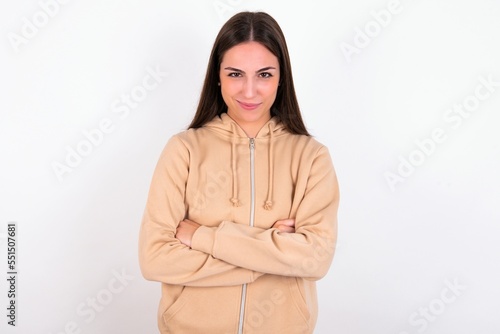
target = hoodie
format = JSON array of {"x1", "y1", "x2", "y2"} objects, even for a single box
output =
[{"x1": 139, "y1": 113, "x2": 339, "y2": 334}]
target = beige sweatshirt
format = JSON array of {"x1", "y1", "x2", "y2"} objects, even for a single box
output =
[{"x1": 139, "y1": 113, "x2": 339, "y2": 334}]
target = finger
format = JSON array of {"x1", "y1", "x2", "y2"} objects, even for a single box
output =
[
  {"x1": 275, "y1": 219, "x2": 294, "y2": 227},
  {"x1": 281, "y1": 219, "x2": 295, "y2": 227},
  {"x1": 277, "y1": 225, "x2": 294, "y2": 233},
  {"x1": 184, "y1": 219, "x2": 200, "y2": 227},
  {"x1": 182, "y1": 220, "x2": 194, "y2": 227}
]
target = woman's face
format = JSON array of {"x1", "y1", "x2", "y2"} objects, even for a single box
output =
[{"x1": 219, "y1": 41, "x2": 280, "y2": 136}]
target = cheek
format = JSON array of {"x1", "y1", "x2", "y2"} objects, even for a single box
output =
[
  {"x1": 261, "y1": 83, "x2": 279, "y2": 99},
  {"x1": 220, "y1": 86, "x2": 236, "y2": 106},
  {"x1": 220, "y1": 80, "x2": 241, "y2": 96}
]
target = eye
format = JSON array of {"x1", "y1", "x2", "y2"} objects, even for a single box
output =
[
  {"x1": 228, "y1": 72, "x2": 242, "y2": 77},
  {"x1": 259, "y1": 72, "x2": 273, "y2": 78}
]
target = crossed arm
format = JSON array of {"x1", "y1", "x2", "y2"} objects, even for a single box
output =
[
  {"x1": 139, "y1": 136, "x2": 338, "y2": 287},
  {"x1": 176, "y1": 218, "x2": 296, "y2": 247}
]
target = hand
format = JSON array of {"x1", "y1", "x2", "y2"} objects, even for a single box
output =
[
  {"x1": 272, "y1": 218, "x2": 295, "y2": 233},
  {"x1": 176, "y1": 219, "x2": 201, "y2": 248}
]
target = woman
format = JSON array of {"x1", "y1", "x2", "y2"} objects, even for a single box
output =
[{"x1": 139, "y1": 11, "x2": 339, "y2": 334}]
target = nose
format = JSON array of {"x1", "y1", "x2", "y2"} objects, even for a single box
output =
[{"x1": 242, "y1": 77, "x2": 256, "y2": 99}]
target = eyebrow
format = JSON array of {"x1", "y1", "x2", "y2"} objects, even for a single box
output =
[{"x1": 223, "y1": 66, "x2": 277, "y2": 74}]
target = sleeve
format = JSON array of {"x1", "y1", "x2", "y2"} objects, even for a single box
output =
[
  {"x1": 190, "y1": 145, "x2": 339, "y2": 280},
  {"x1": 138, "y1": 135, "x2": 263, "y2": 287}
]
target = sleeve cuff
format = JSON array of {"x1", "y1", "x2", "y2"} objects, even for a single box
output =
[{"x1": 191, "y1": 225, "x2": 216, "y2": 255}]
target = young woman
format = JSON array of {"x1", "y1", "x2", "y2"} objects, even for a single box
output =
[{"x1": 139, "y1": 11, "x2": 339, "y2": 334}]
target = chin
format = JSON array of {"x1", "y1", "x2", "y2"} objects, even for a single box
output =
[{"x1": 237, "y1": 111, "x2": 267, "y2": 122}]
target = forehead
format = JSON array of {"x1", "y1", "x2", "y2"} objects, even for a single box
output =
[{"x1": 221, "y1": 41, "x2": 279, "y2": 67}]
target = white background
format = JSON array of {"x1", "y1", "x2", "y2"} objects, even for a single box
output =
[{"x1": 1, "y1": 0, "x2": 499, "y2": 333}]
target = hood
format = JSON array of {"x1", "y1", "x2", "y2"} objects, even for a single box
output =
[
  {"x1": 204, "y1": 113, "x2": 287, "y2": 210},
  {"x1": 204, "y1": 112, "x2": 286, "y2": 138}
]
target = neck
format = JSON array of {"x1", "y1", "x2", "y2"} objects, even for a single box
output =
[{"x1": 226, "y1": 113, "x2": 271, "y2": 138}]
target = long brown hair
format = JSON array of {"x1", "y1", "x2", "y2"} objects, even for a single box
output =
[{"x1": 188, "y1": 11, "x2": 309, "y2": 136}]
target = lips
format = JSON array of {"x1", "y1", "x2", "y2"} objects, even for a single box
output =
[{"x1": 237, "y1": 100, "x2": 262, "y2": 111}]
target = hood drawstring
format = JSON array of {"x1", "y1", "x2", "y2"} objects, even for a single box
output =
[
  {"x1": 264, "y1": 122, "x2": 274, "y2": 210},
  {"x1": 230, "y1": 122, "x2": 240, "y2": 207},
  {"x1": 222, "y1": 115, "x2": 276, "y2": 210}
]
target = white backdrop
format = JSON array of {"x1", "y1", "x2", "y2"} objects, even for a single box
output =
[{"x1": 1, "y1": 0, "x2": 499, "y2": 333}]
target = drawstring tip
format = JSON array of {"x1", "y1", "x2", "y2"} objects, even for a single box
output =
[
  {"x1": 230, "y1": 198, "x2": 241, "y2": 207},
  {"x1": 264, "y1": 201, "x2": 273, "y2": 210}
]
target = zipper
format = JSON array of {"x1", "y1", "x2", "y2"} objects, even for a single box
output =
[
  {"x1": 237, "y1": 138, "x2": 256, "y2": 334},
  {"x1": 249, "y1": 138, "x2": 256, "y2": 228}
]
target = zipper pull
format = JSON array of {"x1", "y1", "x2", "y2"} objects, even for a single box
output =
[{"x1": 249, "y1": 138, "x2": 255, "y2": 149}]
